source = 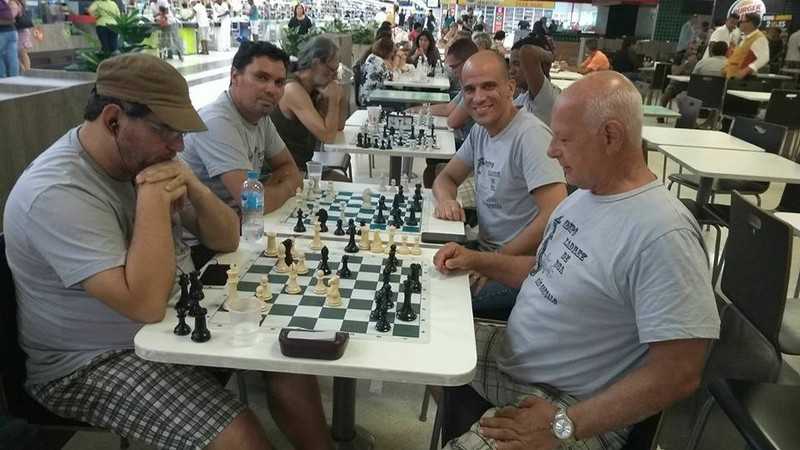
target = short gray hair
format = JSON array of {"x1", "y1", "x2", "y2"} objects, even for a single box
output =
[
  {"x1": 295, "y1": 36, "x2": 339, "y2": 72},
  {"x1": 581, "y1": 74, "x2": 643, "y2": 146}
]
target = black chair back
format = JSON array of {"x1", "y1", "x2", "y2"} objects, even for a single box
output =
[
  {"x1": 729, "y1": 117, "x2": 787, "y2": 155},
  {"x1": 687, "y1": 74, "x2": 727, "y2": 110},
  {"x1": 777, "y1": 184, "x2": 800, "y2": 213},
  {"x1": 765, "y1": 90, "x2": 800, "y2": 129},
  {"x1": 720, "y1": 193, "x2": 793, "y2": 351},
  {"x1": 675, "y1": 94, "x2": 702, "y2": 129},
  {"x1": 649, "y1": 62, "x2": 670, "y2": 90}
]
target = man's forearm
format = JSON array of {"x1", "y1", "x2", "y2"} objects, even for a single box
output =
[
  {"x1": 430, "y1": 101, "x2": 454, "y2": 116},
  {"x1": 189, "y1": 182, "x2": 240, "y2": 252},
  {"x1": 432, "y1": 173, "x2": 459, "y2": 203},
  {"x1": 264, "y1": 169, "x2": 301, "y2": 212},
  {"x1": 472, "y1": 252, "x2": 534, "y2": 288}
]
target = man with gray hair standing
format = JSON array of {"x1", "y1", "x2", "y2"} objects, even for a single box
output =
[
  {"x1": 435, "y1": 71, "x2": 719, "y2": 449},
  {"x1": 270, "y1": 35, "x2": 347, "y2": 178}
]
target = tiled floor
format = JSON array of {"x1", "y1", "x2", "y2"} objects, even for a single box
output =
[{"x1": 56, "y1": 57, "x2": 800, "y2": 449}]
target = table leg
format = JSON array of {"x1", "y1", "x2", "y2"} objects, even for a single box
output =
[
  {"x1": 332, "y1": 377, "x2": 375, "y2": 450},
  {"x1": 696, "y1": 176, "x2": 714, "y2": 206},
  {"x1": 389, "y1": 156, "x2": 402, "y2": 187}
]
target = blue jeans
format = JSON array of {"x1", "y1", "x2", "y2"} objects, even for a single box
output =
[
  {"x1": 0, "y1": 29, "x2": 20, "y2": 78},
  {"x1": 472, "y1": 280, "x2": 519, "y2": 321}
]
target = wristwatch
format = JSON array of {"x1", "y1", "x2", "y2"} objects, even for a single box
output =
[{"x1": 551, "y1": 408, "x2": 577, "y2": 443}]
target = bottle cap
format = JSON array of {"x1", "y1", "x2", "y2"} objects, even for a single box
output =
[{"x1": 247, "y1": 170, "x2": 259, "y2": 180}]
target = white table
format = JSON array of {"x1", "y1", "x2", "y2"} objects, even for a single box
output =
[
  {"x1": 727, "y1": 90, "x2": 772, "y2": 103},
  {"x1": 385, "y1": 75, "x2": 450, "y2": 91},
  {"x1": 135, "y1": 238, "x2": 476, "y2": 448},
  {"x1": 549, "y1": 70, "x2": 583, "y2": 81},
  {"x1": 642, "y1": 105, "x2": 681, "y2": 119},
  {"x1": 345, "y1": 109, "x2": 451, "y2": 130},
  {"x1": 642, "y1": 127, "x2": 765, "y2": 152},
  {"x1": 658, "y1": 145, "x2": 800, "y2": 205},
  {"x1": 551, "y1": 78, "x2": 574, "y2": 91},
  {"x1": 367, "y1": 89, "x2": 450, "y2": 105},
  {"x1": 776, "y1": 212, "x2": 800, "y2": 233},
  {"x1": 264, "y1": 181, "x2": 465, "y2": 243},
  {"x1": 667, "y1": 75, "x2": 689, "y2": 83},
  {"x1": 780, "y1": 68, "x2": 800, "y2": 76},
  {"x1": 326, "y1": 118, "x2": 456, "y2": 185},
  {"x1": 639, "y1": 66, "x2": 655, "y2": 72}
]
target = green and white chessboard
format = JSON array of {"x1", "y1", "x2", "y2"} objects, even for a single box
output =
[{"x1": 208, "y1": 249, "x2": 431, "y2": 342}]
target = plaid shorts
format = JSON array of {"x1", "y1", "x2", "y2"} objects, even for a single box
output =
[
  {"x1": 27, "y1": 350, "x2": 246, "y2": 450},
  {"x1": 444, "y1": 322, "x2": 628, "y2": 450}
]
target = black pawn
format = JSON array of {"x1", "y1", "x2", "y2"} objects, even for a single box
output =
[
  {"x1": 385, "y1": 251, "x2": 397, "y2": 273},
  {"x1": 387, "y1": 139, "x2": 392, "y2": 150},
  {"x1": 380, "y1": 140, "x2": 386, "y2": 150},
  {"x1": 316, "y1": 209, "x2": 329, "y2": 233},
  {"x1": 347, "y1": 219, "x2": 356, "y2": 235},
  {"x1": 406, "y1": 207, "x2": 418, "y2": 227},
  {"x1": 391, "y1": 208, "x2": 404, "y2": 228},
  {"x1": 294, "y1": 209, "x2": 306, "y2": 233},
  {"x1": 191, "y1": 307, "x2": 211, "y2": 342},
  {"x1": 337, "y1": 255, "x2": 352, "y2": 278},
  {"x1": 357, "y1": 133, "x2": 364, "y2": 148},
  {"x1": 344, "y1": 227, "x2": 359, "y2": 253},
  {"x1": 176, "y1": 273, "x2": 190, "y2": 311},
  {"x1": 365, "y1": 136, "x2": 371, "y2": 148},
  {"x1": 397, "y1": 185, "x2": 405, "y2": 203},
  {"x1": 410, "y1": 125, "x2": 416, "y2": 139},
  {"x1": 174, "y1": 305, "x2": 191, "y2": 336},
  {"x1": 397, "y1": 279, "x2": 417, "y2": 322},
  {"x1": 375, "y1": 307, "x2": 391, "y2": 332},
  {"x1": 411, "y1": 263, "x2": 422, "y2": 293},
  {"x1": 374, "y1": 206, "x2": 386, "y2": 224},
  {"x1": 388, "y1": 245, "x2": 399, "y2": 268},
  {"x1": 334, "y1": 219, "x2": 345, "y2": 236},
  {"x1": 392, "y1": 194, "x2": 400, "y2": 211},
  {"x1": 319, "y1": 246, "x2": 331, "y2": 275},
  {"x1": 378, "y1": 196, "x2": 386, "y2": 212},
  {"x1": 414, "y1": 183, "x2": 423, "y2": 201},
  {"x1": 381, "y1": 271, "x2": 394, "y2": 309}
]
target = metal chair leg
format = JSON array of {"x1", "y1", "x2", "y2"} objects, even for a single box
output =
[
  {"x1": 236, "y1": 371, "x2": 249, "y2": 405},
  {"x1": 429, "y1": 399, "x2": 443, "y2": 450},
  {"x1": 120, "y1": 437, "x2": 130, "y2": 449},
  {"x1": 419, "y1": 385, "x2": 431, "y2": 421},
  {"x1": 684, "y1": 396, "x2": 716, "y2": 450}
]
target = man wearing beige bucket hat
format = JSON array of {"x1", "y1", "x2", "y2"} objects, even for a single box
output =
[{"x1": 4, "y1": 53, "x2": 333, "y2": 449}]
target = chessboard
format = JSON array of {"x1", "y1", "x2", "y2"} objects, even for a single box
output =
[
  {"x1": 208, "y1": 247, "x2": 431, "y2": 342},
  {"x1": 353, "y1": 110, "x2": 440, "y2": 151},
  {"x1": 281, "y1": 183, "x2": 424, "y2": 234}
]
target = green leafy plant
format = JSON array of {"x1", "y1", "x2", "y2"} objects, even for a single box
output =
[
  {"x1": 280, "y1": 25, "x2": 322, "y2": 57},
  {"x1": 351, "y1": 22, "x2": 378, "y2": 45},
  {"x1": 68, "y1": 10, "x2": 154, "y2": 72},
  {"x1": 319, "y1": 19, "x2": 350, "y2": 34}
]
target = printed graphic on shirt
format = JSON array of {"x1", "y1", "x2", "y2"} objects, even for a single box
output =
[{"x1": 529, "y1": 215, "x2": 588, "y2": 305}]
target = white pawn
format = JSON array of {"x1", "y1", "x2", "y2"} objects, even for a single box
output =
[
  {"x1": 362, "y1": 188, "x2": 373, "y2": 208},
  {"x1": 326, "y1": 275, "x2": 342, "y2": 307},
  {"x1": 378, "y1": 174, "x2": 387, "y2": 192},
  {"x1": 285, "y1": 264, "x2": 302, "y2": 294},
  {"x1": 385, "y1": 225, "x2": 396, "y2": 254},
  {"x1": 257, "y1": 275, "x2": 272, "y2": 302},
  {"x1": 313, "y1": 270, "x2": 327, "y2": 295},
  {"x1": 398, "y1": 235, "x2": 410, "y2": 255},
  {"x1": 275, "y1": 245, "x2": 289, "y2": 273},
  {"x1": 295, "y1": 251, "x2": 309, "y2": 275},
  {"x1": 359, "y1": 224, "x2": 371, "y2": 249},
  {"x1": 339, "y1": 200, "x2": 348, "y2": 220},
  {"x1": 371, "y1": 231, "x2": 385, "y2": 254},
  {"x1": 265, "y1": 232, "x2": 279, "y2": 257},
  {"x1": 310, "y1": 221, "x2": 324, "y2": 250},
  {"x1": 411, "y1": 236, "x2": 422, "y2": 255}
]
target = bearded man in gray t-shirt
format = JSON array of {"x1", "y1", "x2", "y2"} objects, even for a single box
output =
[
  {"x1": 434, "y1": 72, "x2": 719, "y2": 450},
  {"x1": 433, "y1": 51, "x2": 567, "y2": 320}
]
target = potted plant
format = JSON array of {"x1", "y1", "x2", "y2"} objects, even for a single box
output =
[{"x1": 68, "y1": 10, "x2": 153, "y2": 72}]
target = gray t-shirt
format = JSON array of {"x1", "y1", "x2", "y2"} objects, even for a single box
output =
[
  {"x1": 512, "y1": 77, "x2": 560, "y2": 126},
  {"x1": 3, "y1": 127, "x2": 194, "y2": 385},
  {"x1": 182, "y1": 91, "x2": 286, "y2": 207},
  {"x1": 454, "y1": 110, "x2": 565, "y2": 250},
  {"x1": 498, "y1": 181, "x2": 720, "y2": 398}
]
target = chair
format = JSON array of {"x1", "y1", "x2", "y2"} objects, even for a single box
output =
[
  {"x1": 687, "y1": 74, "x2": 727, "y2": 124},
  {"x1": 765, "y1": 90, "x2": 800, "y2": 128},
  {"x1": 645, "y1": 62, "x2": 670, "y2": 105},
  {"x1": 313, "y1": 151, "x2": 353, "y2": 181},
  {"x1": 675, "y1": 94, "x2": 702, "y2": 129},
  {"x1": 0, "y1": 234, "x2": 130, "y2": 449}
]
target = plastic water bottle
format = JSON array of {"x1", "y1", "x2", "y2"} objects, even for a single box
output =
[{"x1": 241, "y1": 170, "x2": 264, "y2": 242}]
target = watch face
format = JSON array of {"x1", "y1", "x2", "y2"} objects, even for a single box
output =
[{"x1": 553, "y1": 417, "x2": 574, "y2": 440}]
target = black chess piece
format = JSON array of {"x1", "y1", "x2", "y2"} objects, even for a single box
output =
[
  {"x1": 347, "y1": 218, "x2": 356, "y2": 235},
  {"x1": 412, "y1": 197, "x2": 422, "y2": 213},
  {"x1": 337, "y1": 255, "x2": 352, "y2": 278},
  {"x1": 319, "y1": 246, "x2": 331, "y2": 275},
  {"x1": 344, "y1": 227, "x2": 359, "y2": 253},
  {"x1": 388, "y1": 245, "x2": 399, "y2": 268},
  {"x1": 316, "y1": 209, "x2": 329, "y2": 233},
  {"x1": 370, "y1": 292, "x2": 384, "y2": 321},
  {"x1": 191, "y1": 307, "x2": 211, "y2": 342},
  {"x1": 176, "y1": 273, "x2": 190, "y2": 311},
  {"x1": 391, "y1": 208, "x2": 404, "y2": 228},
  {"x1": 188, "y1": 272, "x2": 204, "y2": 317},
  {"x1": 397, "y1": 279, "x2": 417, "y2": 322},
  {"x1": 374, "y1": 205, "x2": 386, "y2": 224},
  {"x1": 380, "y1": 140, "x2": 386, "y2": 150},
  {"x1": 334, "y1": 219, "x2": 345, "y2": 236},
  {"x1": 378, "y1": 196, "x2": 386, "y2": 212},
  {"x1": 386, "y1": 139, "x2": 392, "y2": 150},
  {"x1": 410, "y1": 125, "x2": 416, "y2": 139},
  {"x1": 397, "y1": 185, "x2": 405, "y2": 203},
  {"x1": 406, "y1": 207, "x2": 418, "y2": 226},
  {"x1": 282, "y1": 239, "x2": 294, "y2": 268},
  {"x1": 357, "y1": 133, "x2": 364, "y2": 148},
  {"x1": 375, "y1": 307, "x2": 391, "y2": 332},
  {"x1": 357, "y1": 220, "x2": 367, "y2": 235},
  {"x1": 381, "y1": 270, "x2": 394, "y2": 309},
  {"x1": 294, "y1": 209, "x2": 306, "y2": 233},
  {"x1": 411, "y1": 263, "x2": 422, "y2": 293},
  {"x1": 385, "y1": 254, "x2": 397, "y2": 274},
  {"x1": 414, "y1": 183, "x2": 423, "y2": 201},
  {"x1": 173, "y1": 305, "x2": 191, "y2": 336}
]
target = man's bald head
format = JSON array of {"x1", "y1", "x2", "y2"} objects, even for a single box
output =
[
  {"x1": 462, "y1": 50, "x2": 510, "y2": 82},
  {"x1": 559, "y1": 71, "x2": 643, "y2": 149}
]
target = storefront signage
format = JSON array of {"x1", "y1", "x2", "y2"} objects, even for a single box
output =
[{"x1": 727, "y1": 0, "x2": 767, "y2": 17}]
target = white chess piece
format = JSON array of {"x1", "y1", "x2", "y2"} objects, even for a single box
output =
[
  {"x1": 398, "y1": 235, "x2": 410, "y2": 255},
  {"x1": 257, "y1": 275, "x2": 272, "y2": 301},
  {"x1": 265, "y1": 232, "x2": 278, "y2": 257},
  {"x1": 226, "y1": 264, "x2": 240, "y2": 304},
  {"x1": 362, "y1": 188, "x2": 373, "y2": 208},
  {"x1": 371, "y1": 231, "x2": 385, "y2": 254},
  {"x1": 339, "y1": 200, "x2": 348, "y2": 219},
  {"x1": 378, "y1": 174, "x2": 387, "y2": 192},
  {"x1": 411, "y1": 236, "x2": 422, "y2": 255},
  {"x1": 313, "y1": 270, "x2": 327, "y2": 295},
  {"x1": 295, "y1": 251, "x2": 308, "y2": 275},
  {"x1": 326, "y1": 275, "x2": 342, "y2": 307},
  {"x1": 275, "y1": 245, "x2": 289, "y2": 273},
  {"x1": 385, "y1": 226, "x2": 396, "y2": 253},
  {"x1": 285, "y1": 264, "x2": 302, "y2": 294},
  {"x1": 359, "y1": 224, "x2": 371, "y2": 249},
  {"x1": 310, "y1": 221, "x2": 324, "y2": 250}
]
